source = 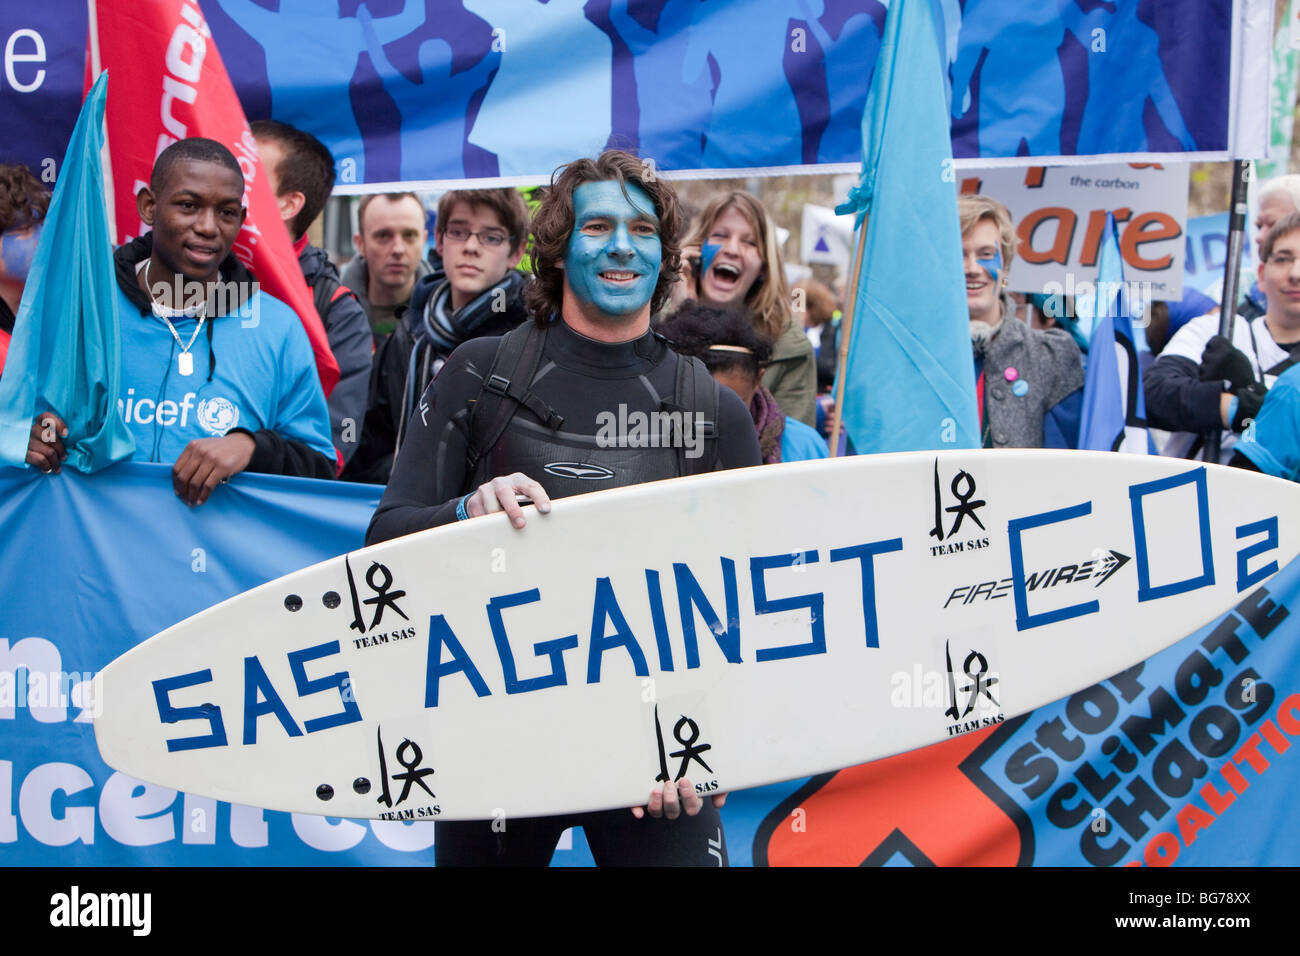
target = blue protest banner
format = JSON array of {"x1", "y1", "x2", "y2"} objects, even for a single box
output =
[
  {"x1": 5, "y1": 460, "x2": 1297, "y2": 866},
  {"x1": 0, "y1": 1, "x2": 1257, "y2": 188}
]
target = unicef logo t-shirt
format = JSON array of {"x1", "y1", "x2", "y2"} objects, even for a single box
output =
[
  {"x1": 113, "y1": 282, "x2": 335, "y2": 466},
  {"x1": 196, "y1": 397, "x2": 240, "y2": 436}
]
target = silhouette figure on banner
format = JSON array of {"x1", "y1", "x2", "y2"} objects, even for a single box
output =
[
  {"x1": 357, "y1": 3, "x2": 498, "y2": 182},
  {"x1": 796, "y1": 0, "x2": 885, "y2": 165},
  {"x1": 213, "y1": 0, "x2": 425, "y2": 184},
  {"x1": 607, "y1": 0, "x2": 713, "y2": 170},
  {"x1": 683, "y1": 0, "x2": 803, "y2": 168},
  {"x1": 1064, "y1": 0, "x2": 1199, "y2": 154},
  {"x1": 465, "y1": 0, "x2": 613, "y2": 178},
  {"x1": 951, "y1": 0, "x2": 1074, "y2": 157}
]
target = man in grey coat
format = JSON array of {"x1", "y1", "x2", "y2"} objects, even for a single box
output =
[{"x1": 960, "y1": 195, "x2": 1083, "y2": 448}]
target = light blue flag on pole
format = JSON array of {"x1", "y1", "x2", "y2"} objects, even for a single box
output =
[
  {"x1": 835, "y1": 0, "x2": 978, "y2": 454},
  {"x1": 1078, "y1": 213, "x2": 1153, "y2": 454},
  {"x1": 0, "y1": 72, "x2": 134, "y2": 472}
]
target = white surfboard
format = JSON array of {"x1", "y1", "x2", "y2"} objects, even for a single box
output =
[{"x1": 94, "y1": 451, "x2": 1300, "y2": 821}]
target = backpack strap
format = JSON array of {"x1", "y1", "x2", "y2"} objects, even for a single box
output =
[
  {"x1": 1261, "y1": 340, "x2": 1300, "y2": 379},
  {"x1": 311, "y1": 272, "x2": 339, "y2": 325},
  {"x1": 667, "y1": 352, "x2": 719, "y2": 477},
  {"x1": 464, "y1": 322, "x2": 564, "y2": 491}
]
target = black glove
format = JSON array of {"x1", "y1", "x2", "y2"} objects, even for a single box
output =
[
  {"x1": 1230, "y1": 382, "x2": 1267, "y2": 432},
  {"x1": 1199, "y1": 335, "x2": 1256, "y2": 391}
]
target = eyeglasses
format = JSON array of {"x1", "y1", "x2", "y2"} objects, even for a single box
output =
[
  {"x1": 443, "y1": 225, "x2": 510, "y2": 247},
  {"x1": 1267, "y1": 253, "x2": 1299, "y2": 269}
]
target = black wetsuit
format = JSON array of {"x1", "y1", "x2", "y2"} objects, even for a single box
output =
[{"x1": 367, "y1": 318, "x2": 761, "y2": 866}]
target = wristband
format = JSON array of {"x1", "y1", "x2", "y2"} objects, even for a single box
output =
[
  {"x1": 456, "y1": 494, "x2": 472, "y2": 521},
  {"x1": 1227, "y1": 395, "x2": 1239, "y2": 427}
]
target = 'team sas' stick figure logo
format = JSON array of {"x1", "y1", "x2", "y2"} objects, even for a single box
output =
[
  {"x1": 930, "y1": 459, "x2": 986, "y2": 542},
  {"x1": 375, "y1": 725, "x2": 436, "y2": 809},
  {"x1": 944, "y1": 638, "x2": 999, "y2": 722},
  {"x1": 652, "y1": 704, "x2": 714, "y2": 782},
  {"x1": 345, "y1": 555, "x2": 408, "y2": 634}
]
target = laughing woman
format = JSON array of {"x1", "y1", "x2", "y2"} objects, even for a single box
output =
[{"x1": 674, "y1": 192, "x2": 818, "y2": 427}]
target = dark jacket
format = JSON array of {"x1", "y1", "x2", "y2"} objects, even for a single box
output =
[
  {"x1": 298, "y1": 242, "x2": 373, "y2": 466},
  {"x1": 342, "y1": 268, "x2": 531, "y2": 484}
]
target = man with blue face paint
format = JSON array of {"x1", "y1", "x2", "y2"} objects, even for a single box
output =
[
  {"x1": 560, "y1": 179, "x2": 663, "y2": 321},
  {"x1": 368, "y1": 150, "x2": 761, "y2": 866},
  {"x1": 0, "y1": 164, "x2": 50, "y2": 377}
]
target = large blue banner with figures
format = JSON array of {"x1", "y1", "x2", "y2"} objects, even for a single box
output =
[
  {"x1": 3, "y1": 461, "x2": 1299, "y2": 867},
  {"x1": 0, "y1": 1, "x2": 1249, "y2": 188}
]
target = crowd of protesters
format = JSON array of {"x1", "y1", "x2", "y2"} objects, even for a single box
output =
[
  {"x1": 8, "y1": 128, "x2": 1300, "y2": 502},
  {"x1": 7, "y1": 129, "x2": 1300, "y2": 870}
]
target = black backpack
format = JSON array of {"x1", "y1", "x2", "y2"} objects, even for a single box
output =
[
  {"x1": 310, "y1": 270, "x2": 360, "y2": 329},
  {"x1": 463, "y1": 322, "x2": 720, "y2": 492}
]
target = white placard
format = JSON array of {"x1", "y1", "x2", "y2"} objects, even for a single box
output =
[{"x1": 959, "y1": 163, "x2": 1188, "y2": 301}]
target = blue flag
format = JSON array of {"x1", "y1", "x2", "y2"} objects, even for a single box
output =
[
  {"x1": 1078, "y1": 214, "x2": 1152, "y2": 454},
  {"x1": 0, "y1": 72, "x2": 134, "y2": 471},
  {"x1": 835, "y1": 0, "x2": 978, "y2": 454}
]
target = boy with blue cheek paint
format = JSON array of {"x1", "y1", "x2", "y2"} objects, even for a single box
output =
[
  {"x1": 559, "y1": 180, "x2": 663, "y2": 334},
  {"x1": 959, "y1": 193, "x2": 1083, "y2": 449}
]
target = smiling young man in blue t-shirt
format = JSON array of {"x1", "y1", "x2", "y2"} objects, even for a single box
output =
[{"x1": 25, "y1": 138, "x2": 335, "y2": 503}]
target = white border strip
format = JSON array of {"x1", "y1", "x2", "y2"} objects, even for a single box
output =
[
  {"x1": 1231, "y1": 0, "x2": 1274, "y2": 160},
  {"x1": 330, "y1": 163, "x2": 865, "y2": 195}
]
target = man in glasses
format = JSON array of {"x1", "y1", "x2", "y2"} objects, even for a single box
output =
[
  {"x1": 1147, "y1": 213, "x2": 1300, "y2": 462},
  {"x1": 345, "y1": 188, "x2": 532, "y2": 483}
]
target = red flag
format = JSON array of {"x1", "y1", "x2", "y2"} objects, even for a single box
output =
[{"x1": 87, "y1": 0, "x2": 339, "y2": 396}]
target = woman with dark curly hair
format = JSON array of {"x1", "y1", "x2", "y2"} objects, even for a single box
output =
[
  {"x1": 659, "y1": 301, "x2": 827, "y2": 463},
  {"x1": 0, "y1": 164, "x2": 50, "y2": 375}
]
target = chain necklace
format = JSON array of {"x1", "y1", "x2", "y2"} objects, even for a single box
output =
[{"x1": 138, "y1": 258, "x2": 207, "y2": 376}]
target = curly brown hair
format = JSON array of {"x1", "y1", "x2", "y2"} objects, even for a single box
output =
[
  {"x1": 526, "y1": 150, "x2": 682, "y2": 324},
  {"x1": 0, "y1": 164, "x2": 50, "y2": 234}
]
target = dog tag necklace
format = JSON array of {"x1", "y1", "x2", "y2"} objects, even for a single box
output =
[{"x1": 139, "y1": 258, "x2": 207, "y2": 376}]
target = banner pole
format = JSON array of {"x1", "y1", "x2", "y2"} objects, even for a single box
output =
[
  {"x1": 828, "y1": 218, "x2": 867, "y2": 458},
  {"x1": 86, "y1": 0, "x2": 116, "y2": 240},
  {"x1": 1206, "y1": 159, "x2": 1251, "y2": 463}
]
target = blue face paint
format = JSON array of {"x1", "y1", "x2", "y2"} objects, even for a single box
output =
[
  {"x1": 0, "y1": 223, "x2": 42, "y2": 283},
  {"x1": 977, "y1": 246, "x2": 1002, "y2": 285},
  {"x1": 564, "y1": 181, "x2": 661, "y2": 317},
  {"x1": 700, "y1": 242, "x2": 721, "y2": 275}
]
